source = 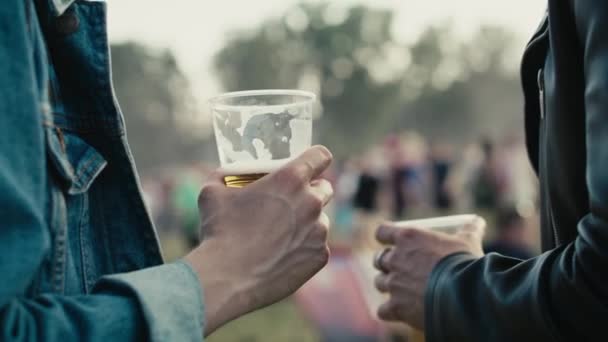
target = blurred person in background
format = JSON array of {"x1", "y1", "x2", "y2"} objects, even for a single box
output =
[
  {"x1": 499, "y1": 133, "x2": 539, "y2": 211},
  {"x1": 352, "y1": 147, "x2": 388, "y2": 249},
  {"x1": 172, "y1": 165, "x2": 204, "y2": 248},
  {"x1": 447, "y1": 142, "x2": 484, "y2": 210},
  {"x1": 384, "y1": 134, "x2": 408, "y2": 219},
  {"x1": 400, "y1": 133, "x2": 432, "y2": 215},
  {"x1": 385, "y1": 132, "x2": 430, "y2": 219},
  {"x1": 352, "y1": 149, "x2": 384, "y2": 217},
  {"x1": 373, "y1": 4, "x2": 608, "y2": 341},
  {"x1": 471, "y1": 138, "x2": 508, "y2": 210},
  {"x1": 484, "y1": 206, "x2": 535, "y2": 260},
  {"x1": 352, "y1": 158, "x2": 381, "y2": 215},
  {"x1": 156, "y1": 175, "x2": 178, "y2": 233},
  {"x1": 333, "y1": 159, "x2": 360, "y2": 241},
  {"x1": 0, "y1": 1, "x2": 335, "y2": 340},
  {"x1": 429, "y1": 142, "x2": 454, "y2": 211}
]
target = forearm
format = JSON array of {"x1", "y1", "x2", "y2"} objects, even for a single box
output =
[{"x1": 184, "y1": 242, "x2": 252, "y2": 337}]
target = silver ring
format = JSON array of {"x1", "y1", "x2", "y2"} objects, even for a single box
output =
[{"x1": 373, "y1": 248, "x2": 392, "y2": 273}]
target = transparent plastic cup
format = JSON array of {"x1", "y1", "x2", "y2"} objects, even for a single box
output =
[
  {"x1": 209, "y1": 89, "x2": 315, "y2": 187},
  {"x1": 392, "y1": 214, "x2": 478, "y2": 234}
]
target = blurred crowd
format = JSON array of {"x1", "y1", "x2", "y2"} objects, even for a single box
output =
[
  {"x1": 328, "y1": 132, "x2": 538, "y2": 257},
  {"x1": 141, "y1": 130, "x2": 539, "y2": 261}
]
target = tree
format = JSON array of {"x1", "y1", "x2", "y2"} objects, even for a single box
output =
[
  {"x1": 213, "y1": 3, "x2": 524, "y2": 157},
  {"x1": 111, "y1": 42, "x2": 214, "y2": 174},
  {"x1": 214, "y1": 3, "x2": 404, "y2": 156},
  {"x1": 396, "y1": 25, "x2": 522, "y2": 143}
]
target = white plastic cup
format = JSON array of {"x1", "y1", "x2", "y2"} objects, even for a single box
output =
[{"x1": 392, "y1": 214, "x2": 478, "y2": 234}]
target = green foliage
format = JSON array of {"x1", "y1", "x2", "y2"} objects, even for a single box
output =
[
  {"x1": 206, "y1": 299, "x2": 318, "y2": 342},
  {"x1": 111, "y1": 42, "x2": 215, "y2": 174},
  {"x1": 214, "y1": 2, "x2": 524, "y2": 157},
  {"x1": 110, "y1": 3, "x2": 525, "y2": 169}
]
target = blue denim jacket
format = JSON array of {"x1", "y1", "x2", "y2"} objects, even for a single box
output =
[{"x1": 0, "y1": 0, "x2": 204, "y2": 340}]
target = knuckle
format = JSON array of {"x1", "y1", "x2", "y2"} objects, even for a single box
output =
[
  {"x1": 316, "y1": 224, "x2": 329, "y2": 241},
  {"x1": 375, "y1": 225, "x2": 390, "y2": 240},
  {"x1": 275, "y1": 167, "x2": 304, "y2": 188},
  {"x1": 384, "y1": 252, "x2": 398, "y2": 270},
  {"x1": 307, "y1": 194, "x2": 324, "y2": 217},
  {"x1": 374, "y1": 278, "x2": 381, "y2": 290},
  {"x1": 318, "y1": 246, "x2": 330, "y2": 266},
  {"x1": 375, "y1": 277, "x2": 388, "y2": 292},
  {"x1": 386, "y1": 274, "x2": 399, "y2": 290},
  {"x1": 198, "y1": 184, "x2": 222, "y2": 205},
  {"x1": 312, "y1": 196, "x2": 324, "y2": 213},
  {"x1": 377, "y1": 304, "x2": 388, "y2": 318},
  {"x1": 378, "y1": 301, "x2": 397, "y2": 320},
  {"x1": 397, "y1": 228, "x2": 417, "y2": 241},
  {"x1": 387, "y1": 301, "x2": 400, "y2": 316}
]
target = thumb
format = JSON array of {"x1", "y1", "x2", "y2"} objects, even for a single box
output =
[
  {"x1": 204, "y1": 170, "x2": 227, "y2": 186},
  {"x1": 198, "y1": 170, "x2": 230, "y2": 207}
]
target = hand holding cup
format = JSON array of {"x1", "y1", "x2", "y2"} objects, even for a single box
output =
[{"x1": 373, "y1": 215, "x2": 486, "y2": 329}]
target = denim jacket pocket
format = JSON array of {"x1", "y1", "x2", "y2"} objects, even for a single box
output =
[
  {"x1": 41, "y1": 126, "x2": 108, "y2": 294},
  {"x1": 46, "y1": 127, "x2": 107, "y2": 195}
]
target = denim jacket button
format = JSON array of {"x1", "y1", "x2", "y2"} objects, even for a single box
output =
[{"x1": 56, "y1": 12, "x2": 79, "y2": 35}]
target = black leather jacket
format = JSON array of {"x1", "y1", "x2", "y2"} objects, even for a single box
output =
[{"x1": 425, "y1": 2, "x2": 608, "y2": 341}]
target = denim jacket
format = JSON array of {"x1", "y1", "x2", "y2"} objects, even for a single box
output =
[{"x1": 0, "y1": 0, "x2": 204, "y2": 340}]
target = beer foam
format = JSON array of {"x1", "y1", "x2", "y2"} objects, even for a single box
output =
[{"x1": 220, "y1": 159, "x2": 293, "y2": 176}]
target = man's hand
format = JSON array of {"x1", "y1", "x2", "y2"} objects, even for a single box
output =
[
  {"x1": 185, "y1": 146, "x2": 334, "y2": 336},
  {"x1": 373, "y1": 217, "x2": 485, "y2": 329}
]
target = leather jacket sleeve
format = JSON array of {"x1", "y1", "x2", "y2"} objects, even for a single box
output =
[{"x1": 425, "y1": 3, "x2": 608, "y2": 341}]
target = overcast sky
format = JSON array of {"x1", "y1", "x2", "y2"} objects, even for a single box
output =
[{"x1": 106, "y1": 0, "x2": 546, "y2": 99}]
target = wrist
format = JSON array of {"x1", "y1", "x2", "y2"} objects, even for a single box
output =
[{"x1": 185, "y1": 242, "x2": 253, "y2": 336}]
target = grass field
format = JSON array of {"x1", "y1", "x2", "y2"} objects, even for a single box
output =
[
  {"x1": 161, "y1": 234, "x2": 320, "y2": 342},
  {"x1": 206, "y1": 299, "x2": 319, "y2": 342}
]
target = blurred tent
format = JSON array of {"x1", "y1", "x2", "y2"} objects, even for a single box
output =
[{"x1": 295, "y1": 246, "x2": 385, "y2": 341}]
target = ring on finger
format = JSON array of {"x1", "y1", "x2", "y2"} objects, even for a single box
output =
[{"x1": 374, "y1": 247, "x2": 392, "y2": 274}]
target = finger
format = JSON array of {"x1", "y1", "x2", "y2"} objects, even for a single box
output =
[
  {"x1": 310, "y1": 179, "x2": 334, "y2": 206},
  {"x1": 376, "y1": 224, "x2": 400, "y2": 245},
  {"x1": 310, "y1": 212, "x2": 330, "y2": 242},
  {"x1": 319, "y1": 211, "x2": 331, "y2": 229},
  {"x1": 283, "y1": 145, "x2": 333, "y2": 183},
  {"x1": 203, "y1": 170, "x2": 227, "y2": 186},
  {"x1": 199, "y1": 171, "x2": 229, "y2": 197},
  {"x1": 457, "y1": 216, "x2": 486, "y2": 239},
  {"x1": 198, "y1": 172, "x2": 228, "y2": 207},
  {"x1": 375, "y1": 274, "x2": 390, "y2": 293},
  {"x1": 377, "y1": 301, "x2": 398, "y2": 322},
  {"x1": 373, "y1": 247, "x2": 394, "y2": 273}
]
